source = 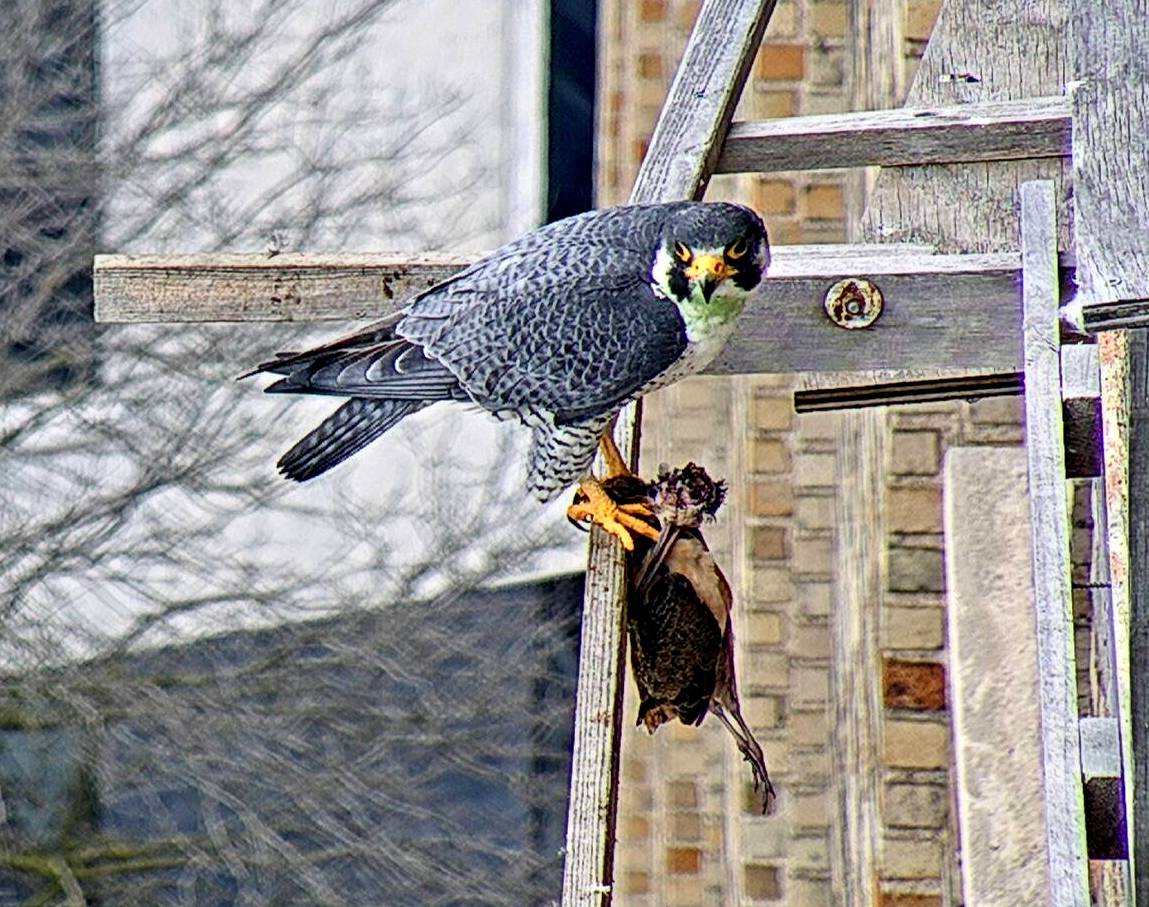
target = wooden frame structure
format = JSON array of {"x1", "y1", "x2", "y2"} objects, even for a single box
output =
[{"x1": 93, "y1": 0, "x2": 1148, "y2": 903}]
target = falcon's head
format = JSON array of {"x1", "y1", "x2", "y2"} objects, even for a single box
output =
[{"x1": 651, "y1": 203, "x2": 769, "y2": 315}]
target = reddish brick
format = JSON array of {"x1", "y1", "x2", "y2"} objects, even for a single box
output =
[
  {"x1": 638, "y1": 52, "x2": 663, "y2": 79},
  {"x1": 883, "y1": 659, "x2": 946, "y2": 711},
  {"x1": 750, "y1": 479, "x2": 793, "y2": 517},
  {"x1": 640, "y1": 0, "x2": 668, "y2": 21},
  {"x1": 880, "y1": 893, "x2": 943, "y2": 907},
  {"x1": 752, "y1": 525, "x2": 789, "y2": 560},
  {"x1": 755, "y1": 44, "x2": 806, "y2": 81},
  {"x1": 803, "y1": 183, "x2": 845, "y2": 219},
  {"x1": 666, "y1": 846, "x2": 702, "y2": 874}
]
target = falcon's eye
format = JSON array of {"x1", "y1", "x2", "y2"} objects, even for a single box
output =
[
  {"x1": 725, "y1": 237, "x2": 748, "y2": 261},
  {"x1": 673, "y1": 241, "x2": 693, "y2": 264}
]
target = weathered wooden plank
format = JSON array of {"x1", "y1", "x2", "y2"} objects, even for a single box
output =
[
  {"x1": 1070, "y1": 0, "x2": 1149, "y2": 307},
  {"x1": 1128, "y1": 330, "x2": 1149, "y2": 903},
  {"x1": 1098, "y1": 332, "x2": 1138, "y2": 902},
  {"x1": 828, "y1": 410, "x2": 883, "y2": 907},
  {"x1": 562, "y1": 2, "x2": 776, "y2": 905},
  {"x1": 93, "y1": 252, "x2": 471, "y2": 323},
  {"x1": 860, "y1": 0, "x2": 1070, "y2": 255},
  {"x1": 94, "y1": 247, "x2": 1081, "y2": 376},
  {"x1": 945, "y1": 446, "x2": 1055, "y2": 905},
  {"x1": 793, "y1": 371, "x2": 1023, "y2": 411},
  {"x1": 1020, "y1": 179, "x2": 1089, "y2": 905},
  {"x1": 717, "y1": 95, "x2": 1071, "y2": 174}
]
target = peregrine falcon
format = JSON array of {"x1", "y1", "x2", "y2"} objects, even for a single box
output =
[
  {"x1": 246, "y1": 201, "x2": 768, "y2": 546},
  {"x1": 571, "y1": 439, "x2": 776, "y2": 813}
]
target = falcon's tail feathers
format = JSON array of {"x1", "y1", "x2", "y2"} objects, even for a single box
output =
[{"x1": 278, "y1": 398, "x2": 425, "y2": 481}]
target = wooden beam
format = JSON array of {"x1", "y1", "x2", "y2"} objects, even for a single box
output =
[
  {"x1": 1098, "y1": 331, "x2": 1138, "y2": 902},
  {"x1": 1070, "y1": 0, "x2": 1149, "y2": 308},
  {"x1": 1130, "y1": 330, "x2": 1149, "y2": 904},
  {"x1": 562, "y1": 2, "x2": 776, "y2": 905},
  {"x1": 94, "y1": 247, "x2": 1081, "y2": 376},
  {"x1": 716, "y1": 95, "x2": 1070, "y2": 174},
  {"x1": 1020, "y1": 180, "x2": 1089, "y2": 906}
]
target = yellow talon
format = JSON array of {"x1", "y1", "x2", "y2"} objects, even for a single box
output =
[{"x1": 567, "y1": 477, "x2": 660, "y2": 550}]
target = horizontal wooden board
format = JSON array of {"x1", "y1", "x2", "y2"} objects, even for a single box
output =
[
  {"x1": 94, "y1": 245, "x2": 1077, "y2": 375},
  {"x1": 716, "y1": 95, "x2": 1071, "y2": 174}
]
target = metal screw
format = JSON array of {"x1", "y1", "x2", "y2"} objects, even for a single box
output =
[{"x1": 823, "y1": 277, "x2": 883, "y2": 330}]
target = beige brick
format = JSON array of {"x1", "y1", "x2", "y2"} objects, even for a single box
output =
[
  {"x1": 888, "y1": 546, "x2": 945, "y2": 593},
  {"x1": 744, "y1": 862, "x2": 782, "y2": 900},
  {"x1": 623, "y1": 815, "x2": 651, "y2": 839},
  {"x1": 753, "y1": 395, "x2": 794, "y2": 431},
  {"x1": 791, "y1": 622, "x2": 830, "y2": 659},
  {"x1": 744, "y1": 611, "x2": 785, "y2": 646},
  {"x1": 668, "y1": 779, "x2": 698, "y2": 809},
  {"x1": 794, "y1": 534, "x2": 834, "y2": 575},
  {"x1": 792, "y1": 664, "x2": 830, "y2": 706},
  {"x1": 752, "y1": 568, "x2": 794, "y2": 603},
  {"x1": 811, "y1": 1, "x2": 848, "y2": 36},
  {"x1": 789, "y1": 708, "x2": 829, "y2": 746},
  {"x1": 790, "y1": 788, "x2": 829, "y2": 828},
  {"x1": 621, "y1": 869, "x2": 651, "y2": 895},
  {"x1": 882, "y1": 606, "x2": 944, "y2": 650},
  {"x1": 744, "y1": 694, "x2": 784, "y2": 730},
  {"x1": 888, "y1": 486, "x2": 943, "y2": 533},
  {"x1": 763, "y1": 0, "x2": 798, "y2": 37},
  {"x1": 881, "y1": 833, "x2": 944, "y2": 880},
  {"x1": 800, "y1": 218, "x2": 848, "y2": 242},
  {"x1": 796, "y1": 581, "x2": 832, "y2": 616},
  {"x1": 803, "y1": 183, "x2": 846, "y2": 219},
  {"x1": 671, "y1": 812, "x2": 701, "y2": 842},
  {"x1": 664, "y1": 874, "x2": 704, "y2": 905},
  {"x1": 753, "y1": 88, "x2": 797, "y2": 118},
  {"x1": 750, "y1": 479, "x2": 793, "y2": 516},
  {"x1": 788, "y1": 745, "x2": 831, "y2": 778},
  {"x1": 883, "y1": 782, "x2": 947, "y2": 829},
  {"x1": 751, "y1": 437, "x2": 791, "y2": 474},
  {"x1": 747, "y1": 652, "x2": 790, "y2": 688},
  {"x1": 905, "y1": 0, "x2": 942, "y2": 40},
  {"x1": 673, "y1": 378, "x2": 727, "y2": 410},
  {"x1": 756, "y1": 179, "x2": 797, "y2": 216},
  {"x1": 795, "y1": 495, "x2": 834, "y2": 531},
  {"x1": 802, "y1": 90, "x2": 851, "y2": 116},
  {"x1": 882, "y1": 719, "x2": 949, "y2": 769},
  {"x1": 751, "y1": 525, "x2": 789, "y2": 561},
  {"x1": 968, "y1": 395, "x2": 1023, "y2": 425},
  {"x1": 676, "y1": 0, "x2": 703, "y2": 31},
  {"x1": 795, "y1": 453, "x2": 835, "y2": 488},
  {"x1": 787, "y1": 877, "x2": 831, "y2": 907},
  {"x1": 891, "y1": 431, "x2": 940, "y2": 475},
  {"x1": 797, "y1": 410, "x2": 839, "y2": 441},
  {"x1": 790, "y1": 833, "x2": 831, "y2": 871},
  {"x1": 755, "y1": 43, "x2": 805, "y2": 81}
]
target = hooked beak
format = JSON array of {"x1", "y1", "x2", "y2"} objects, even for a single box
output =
[{"x1": 684, "y1": 254, "x2": 730, "y2": 303}]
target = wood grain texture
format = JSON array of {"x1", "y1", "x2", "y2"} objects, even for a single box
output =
[
  {"x1": 1127, "y1": 329, "x2": 1149, "y2": 902},
  {"x1": 828, "y1": 410, "x2": 884, "y2": 907},
  {"x1": 1097, "y1": 332, "x2": 1137, "y2": 902},
  {"x1": 1020, "y1": 180, "x2": 1089, "y2": 905},
  {"x1": 717, "y1": 95, "x2": 1071, "y2": 173},
  {"x1": 860, "y1": 0, "x2": 1071, "y2": 255},
  {"x1": 95, "y1": 247, "x2": 1077, "y2": 376},
  {"x1": 563, "y1": 2, "x2": 777, "y2": 904},
  {"x1": 1070, "y1": 0, "x2": 1149, "y2": 306}
]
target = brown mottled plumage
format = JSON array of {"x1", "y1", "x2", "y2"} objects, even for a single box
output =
[{"x1": 572, "y1": 452, "x2": 775, "y2": 814}]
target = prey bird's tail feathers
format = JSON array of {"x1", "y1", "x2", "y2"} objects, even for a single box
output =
[{"x1": 277, "y1": 398, "x2": 426, "y2": 481}]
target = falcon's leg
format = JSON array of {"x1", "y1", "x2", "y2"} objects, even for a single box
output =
[{"x1": 567, "y1": 476, "x2": 660, "y2": 551}]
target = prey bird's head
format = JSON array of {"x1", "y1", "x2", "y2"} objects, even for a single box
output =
[{"x1": 651, "y1": 203, "x2": 769, "y2": 316}]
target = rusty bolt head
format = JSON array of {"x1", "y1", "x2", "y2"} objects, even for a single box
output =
[{"x1": 823, "y1": 277, "x2": 883, "y2": 329}]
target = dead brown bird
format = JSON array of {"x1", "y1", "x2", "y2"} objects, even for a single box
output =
[{"x1": 570, "y1": 436, "x2": 775, "y2": 814}]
